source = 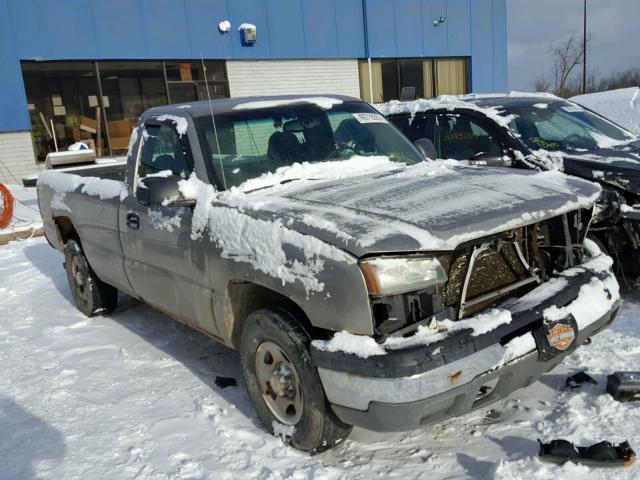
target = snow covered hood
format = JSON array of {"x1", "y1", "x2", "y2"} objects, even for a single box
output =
[
  {"x1": 232, "y1": 163, "x2": 601, "y2": 257},
  {"x1": 542, "y1": 140, "x2": 640, "y2": 194}
]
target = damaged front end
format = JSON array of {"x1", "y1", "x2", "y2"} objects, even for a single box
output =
[
  {"x1": 311, "y1": 209, "x2": 621, "y2": 432},
  {"x1": 366, "y1": 208, "x2": 595, "y2": 338}
]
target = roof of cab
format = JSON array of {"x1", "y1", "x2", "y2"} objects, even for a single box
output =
[{"x1": 144, "y1": 94, "x2": 363, "y2": 118}]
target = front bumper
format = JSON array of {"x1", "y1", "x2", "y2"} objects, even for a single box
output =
[{"x1": 311, "y1": 261, "x2": 620, "y2": 432}]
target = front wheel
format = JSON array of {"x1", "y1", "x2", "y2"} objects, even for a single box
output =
[
  {"x1": 64, "y1": 239, "x2": 117, "y2": 316},
  {"x1": 240, "y1": 307, "x2": 352, "y2": 453}
]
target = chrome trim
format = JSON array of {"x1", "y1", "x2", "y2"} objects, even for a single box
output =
[
  {"x1": 462, "y1": 275, "x2": 540, "y2": 310},
  {"x1": 458, "y1": 243, "x2": 490, "y2": 318}
]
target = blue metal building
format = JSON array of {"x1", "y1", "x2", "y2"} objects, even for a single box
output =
[{"x1": 0, "y1": 0, "x2": 507, "y2": 181}]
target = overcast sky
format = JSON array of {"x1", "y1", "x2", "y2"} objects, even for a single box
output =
[{"x1": 508, "y1": 0, "x2": 640, "y2": 90}]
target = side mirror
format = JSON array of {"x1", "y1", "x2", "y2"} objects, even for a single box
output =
[
  {"x1": 136, "y1": 174, "x2": 195, "y2": 207},
  {"x1": 414, "y1": 138, "x2": 437, "y2": 160},
  {"x1": 469, "y1": 152, "x2": 513, "y2": 167}
]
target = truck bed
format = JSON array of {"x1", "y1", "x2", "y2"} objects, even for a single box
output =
[{"x1": 23, "y1": 160, "x2": 127, "y2": 187}]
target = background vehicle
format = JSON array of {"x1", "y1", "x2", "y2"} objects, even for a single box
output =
[
  {"x1": 380, "y1": 94, "x2": 640, "y2": 282},
  {"x1": 37, "y1": 95, "x2": 619, "y2": 453}
]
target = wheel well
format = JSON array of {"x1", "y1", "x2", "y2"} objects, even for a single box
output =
[
  {"x1": 54, "y1": 216, "x2": 79, "y2": 246},
  {"x1": 225, "y1": 281, "x2": 324, "y2": 348}
]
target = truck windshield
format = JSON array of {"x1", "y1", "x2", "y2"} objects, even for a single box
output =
[
  {"x1": 501, "y1": 101, "x2": 637, "y2": 153},
  {"x1": 195, "y1": 101, "x2": 423, "y2": 190}
]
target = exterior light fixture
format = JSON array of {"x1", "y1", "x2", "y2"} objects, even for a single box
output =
[{"x1": 239, "y1": 23, "x2": 257, "y2": 44}]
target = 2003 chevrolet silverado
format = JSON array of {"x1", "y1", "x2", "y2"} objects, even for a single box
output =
[{"x1": 37, "y1": 95, "x2": 620, "y2": 453}]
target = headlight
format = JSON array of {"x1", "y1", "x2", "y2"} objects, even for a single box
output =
[{"x1": 360, "y1": 256, "x2": 447, "y2": 296}]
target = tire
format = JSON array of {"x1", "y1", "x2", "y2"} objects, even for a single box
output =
[
  {"x1": 239, "y1": 307, "x2": 352, "y2": 453},
  {"x1": 64, "y1": 239, "x2": 117, "y2": 317}
]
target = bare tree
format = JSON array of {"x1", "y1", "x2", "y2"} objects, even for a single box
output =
[
  {"x1": 597, "y1": 68, "x2": 640, "y2": 91},
  {"x1": 551, "y1": 32, "x2": 586, "y2": 97},
  {"x1": 531, "y1": 31, "x2": 588, "y2": 97},
  {"x1": 532, "y1": 76, "x2": 551, "y2": 93}
]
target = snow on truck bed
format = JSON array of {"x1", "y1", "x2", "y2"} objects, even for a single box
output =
[{"x1": 2, "y1": 237, "x2": 639, "y2": 479}]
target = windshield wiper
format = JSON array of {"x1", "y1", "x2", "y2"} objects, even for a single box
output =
[{"x1": 244, "y1": 177, "x2": 316, "y2": 194}]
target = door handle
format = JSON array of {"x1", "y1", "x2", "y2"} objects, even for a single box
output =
[{"x1": 126, "y1": 212, "x2": 140, "y2": 230}]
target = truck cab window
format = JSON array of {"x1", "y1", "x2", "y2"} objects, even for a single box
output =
[
  {"x1": 434, "y1": 114, "x2": 502, "y2": 160},
  {"x1": 138, "y1": 124, "x2": 192, "y2": 181}
]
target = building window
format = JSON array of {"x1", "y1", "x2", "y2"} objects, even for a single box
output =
[
  {"x1": 20, "y1": 60, "x2": 229, "y2": 161},
  {"x1": 21, "y1": 61, "x2": 107, "y2": 162},
  {"x1": 358, "y1": 57, "x2": 468, "y2": 103}
]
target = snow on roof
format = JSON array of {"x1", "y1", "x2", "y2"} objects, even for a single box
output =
[
  {"x1": 462, "y1": 91, "x2": 560, "y2": 101},
  {"x1": 571, "y1": 87, "x2": 640, "y2": 134},
  {"x1": 154, "y1": 114, "x2": 188, "y2": 137},
  {"x1": 232, "y1": 97, "x2": 343, "y2": 111},
  {"x1": 374, "y1": 95, "x2": 517, "y2": 128}
]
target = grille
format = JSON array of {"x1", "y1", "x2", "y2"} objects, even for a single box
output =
[{"x1": 437, "y1": 227, "x2": 541, "y2": 318}]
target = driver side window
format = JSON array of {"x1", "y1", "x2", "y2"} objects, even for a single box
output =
[
  {"x1": 433, "y1": 114, "x2": 502, "y2": 161},
  {"x1": 137, "y1": 124, "x2": 192, "y2": 183}
]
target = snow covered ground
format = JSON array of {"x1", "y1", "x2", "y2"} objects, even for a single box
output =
[{"x1": 1, "y1": 237, "x2": 639, "y2": 480}]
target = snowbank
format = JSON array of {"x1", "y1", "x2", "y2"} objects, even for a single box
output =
[{"x1": 571, "y1": 87, "x2": 640, "y2": 134}]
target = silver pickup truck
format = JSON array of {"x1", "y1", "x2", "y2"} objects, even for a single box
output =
[{"x1": 37, "y1": 95, "x2": 620, "y2": 453}]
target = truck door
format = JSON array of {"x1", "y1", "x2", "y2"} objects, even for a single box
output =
[
  {"x1": 432, "y1": 113, "x2": 512, "y2": 167},
  {"x1": 119, "y1": 120, "x2": 218, "y2": 335}
]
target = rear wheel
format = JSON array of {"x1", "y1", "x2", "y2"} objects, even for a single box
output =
[
  {"x1": 64, "y1": 239, "x2": 117, "y2": 316},
  {"x1": 240, "y1": 307, "x2": 352, "y2": 453}
]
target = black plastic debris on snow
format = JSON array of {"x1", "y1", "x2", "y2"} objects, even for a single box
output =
[
  {"x1": 215, "y1": 376, "x2": 238, "y2": 389},
  {"x1": 607, "y1": 371, "x2": 640, "y2": 402},
  {"x1": 565, "y1": 371, "x2": 598, "y2": 389},
  {"x1": 538, "y1": 439, "x2": 636, "y2": 468}
]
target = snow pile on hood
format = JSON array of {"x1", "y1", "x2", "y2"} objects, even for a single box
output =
[
  {"x1": 375, "y1": 95, "x2": 517, "y2": 128},
  {"x1": 232, "y1": 97, "x2": 343, "y2": 111},
  {"x1": 237, "y1": 155, "x2": 405, "y2": 192},
  {"x1": 229, "y1": 161, "x2": 599, "y2": 255},
  {"x1": 38, "y1": 170, "x2": 127, "y2": 211},
  {"x1": 178, "y1": 175, "x2": 355, "y2": 293},
  {"x1": 571, "y1": 87, "x2": 640, "y2": 134}
]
